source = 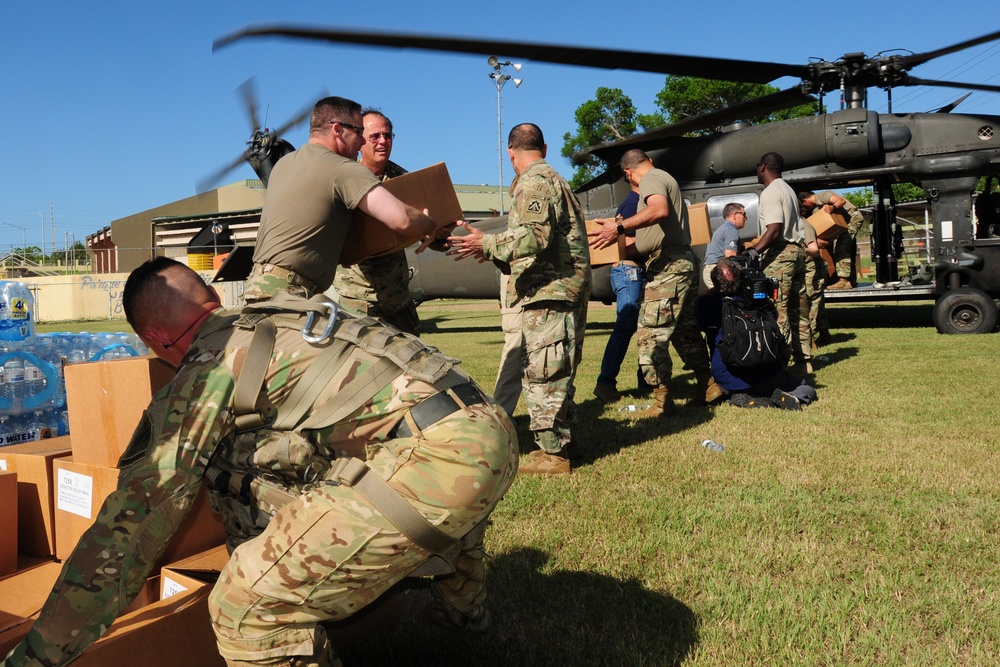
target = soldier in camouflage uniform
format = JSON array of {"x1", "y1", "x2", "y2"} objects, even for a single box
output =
[
  {"x1": 245, "y1": 97, "x2": 444, "y2": 304},
  {"x1": 3, "y1": 258, "x2": 517, "y2": 667},
  {"x1": 797, "y1": 189, "x2": 866, "y2": 289},
  {"x1": 448, "y1": 123, "x2": 590, "y2": 475},
  {"x1": 749, "y1": 153, "x2": 811, "y2": 374},
  {"x1": 590, "y1": 149, "x2": 720, "y2": 416},
  {"x1": 333, "y1": 110, "x2": 421, "y2": 335}
]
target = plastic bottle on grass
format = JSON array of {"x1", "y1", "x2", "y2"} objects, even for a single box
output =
[
  {"x1": 618, "y1": 404, "x2": 651, "y2": 412},
  {"x1": 701, "y1": 439, "x2": 725, "y2": 454}
]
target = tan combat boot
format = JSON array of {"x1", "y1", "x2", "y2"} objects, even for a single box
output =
[
  {"x1": 639, "y1": 386, "x2": 674, "y2": 417},
  {"x1": 519, "y1": 449, "x2": 571, "y2": 476},
  {"x1": 690, "y1": 372, "x2": 724, "y2": 406}
]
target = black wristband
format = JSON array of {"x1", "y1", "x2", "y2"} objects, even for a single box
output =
[{"x1": 616, "y1": 222, "x2": 626, "y2": 235}]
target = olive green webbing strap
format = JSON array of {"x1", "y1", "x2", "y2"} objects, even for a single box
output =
[
  {"x1": 233, "y1": 316, "x2": 276, "y2": 432},
  {"x1": 330, "y1": 458, "x2": 460, "y2": 558}
]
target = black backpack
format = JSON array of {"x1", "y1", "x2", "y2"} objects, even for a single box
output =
[{"x1": 717, "y1": 297, "x2": 790, "y2": 368}]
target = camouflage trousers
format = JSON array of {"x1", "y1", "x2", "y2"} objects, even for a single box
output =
[
  {"x1": 332, "y1": 251, "x2": 420, "y2": 336},
  {"x1": 520, "y1": 299, "x2": 588, "y2": 453},
  {"x1": 761, "y1": 242, "x2": 810, "y2": 363},
  {"x1": 805, "y1": 255, "x2": 829, "y2": 339},
  {"x1": 208, "y1": 400, "x2": 519, "y2": 667},
  {"x1": 493, "y1": 274, "x2": 523, "y2": 417},
  {"x1": 244, "y1": 265, "x2": 316, "y2": 304},
  {"x1": 636, "y1": 251, "x2": 710, "y2": 388},
  {"x1": 833, "y1": 210, "x2": 865, "y2": 280}
]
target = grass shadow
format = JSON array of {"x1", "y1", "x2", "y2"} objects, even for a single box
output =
[{"x1": 343, "y1": 547, "x2": 698, "y2": 666}]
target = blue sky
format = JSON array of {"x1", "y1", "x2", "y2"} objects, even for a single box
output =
[{"x1": 2, "y1": 1, "x2": 998, "y2": 254}]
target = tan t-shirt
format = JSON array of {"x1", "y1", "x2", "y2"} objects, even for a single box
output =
[
  {"x1": 758, "y1": 177, "x2": 804, "y2": 245},
  {"x1": 634, "y1": 168, "x2": 690, "y2": 263},
  {"x1": 253, "y1": 143, "x2": 379, "y2": 290}
]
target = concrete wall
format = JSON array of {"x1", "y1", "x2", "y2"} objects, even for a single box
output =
[{"x1": 14, "y1": 270, "x2": 242, "y2": 324}]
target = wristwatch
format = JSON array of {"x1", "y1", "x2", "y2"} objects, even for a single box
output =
[{"x1": 616, "y1": 222, "x2": 626, "y2": 236}]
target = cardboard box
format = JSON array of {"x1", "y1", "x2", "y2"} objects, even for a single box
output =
[
  {"x1": 0, "y1": 558, "x2": 63, "y2": 656},
  {"x1": 819, "y1": 248, "x2": 835, "y2": 279},
  {"x1": 688, "y1": 202, "x2": 712, "y2": 246},
  {"x1": 807, "y1": 210, "x2": 849, "y2": 241},
  {"x1": 0, "y1": 471, "x2": 16, "y2": 576},
  {"x1": 161, "y1": 544, "x2": 230, "y2": 600},
  {"x1": 0, "y1": 437, "x2": 73, "y2": 558},
  {"x1": 53, "y1": 459, "x2": 227, "y2": 564},
  {"x1": 585, "y1": 220, "x2": 626, "y2": 266},
  {"x1": 64, "y1": 356, "x2": 175, "y2": 468},
  {"x1": 340, "y1": 162, "x2": 464, "y2": 266},
  {"x1": 74, "y1": 585, "x2": 227, "y2": 667}
]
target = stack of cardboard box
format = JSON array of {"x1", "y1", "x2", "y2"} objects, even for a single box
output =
[{"x1": 0, "y1": 355, "x2": 229, "y2": 662}]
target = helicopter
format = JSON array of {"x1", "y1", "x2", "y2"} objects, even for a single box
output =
[
  {"x1": 196, "y1": 77, "x2": 319, "y2": 194},
  {"x1": 211, "y1": 24, "x2": 1000, "y2": 333}
]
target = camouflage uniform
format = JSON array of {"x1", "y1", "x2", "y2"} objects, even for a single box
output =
[
  {"x1": 3, "y1": 306, "x2": 517, "y2": 667},
  {"x1": 244, "y1": 263, "x2": 318, "y2": 303},
  {"x1": 332, "y1": 250, "x2": 419, "y2": 334},
  {"x1": 333, "y1": 163, "x2": 420, "y2": 335},
  {"x1": 759, "y1": 176, "x2": 811, "y2": 366},
  {"x1": 632, "y1": 168, "x2": 711, "y2": 390},
  {"x1": 636, "y1": 250, "x2": 708, "y2": 387},
  {"x1": 811, "y1": 191, "x2": 865, "y2": 281},
  {"x1": 761, "y1": 243, "x2": 811, "y2": 363},
  {"x1": 480, "y1": 159, "x2": 591, "y2": 454}
]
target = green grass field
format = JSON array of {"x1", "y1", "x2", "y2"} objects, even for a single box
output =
[
  {"x1": 42, "y1": 301, "x2": 998, "y2": 665},
  {"x1": 350, "y1": 299, "x2": 998, "y2": 666}
]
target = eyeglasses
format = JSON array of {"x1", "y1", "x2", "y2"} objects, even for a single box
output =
[
  {"x1": 735, "y1": 211, "x2": 748, "y2": 218},
  {"x1": 161, "y1": 316, "x2": 202, "y2": 349},
  {"x1": 367, "y1": 132, "x2": 395, "y2": 142},
  {"x1": 329, "y1": 120, "x2": 365, "y2": 135}
]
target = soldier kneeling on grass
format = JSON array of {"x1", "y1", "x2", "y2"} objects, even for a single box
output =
[
  {"x1": 695, "y1": 256, "x2": 818, "y2": 410},
  {"x1": 3, "y1": 257, "x2": 518, "y2": 667}
]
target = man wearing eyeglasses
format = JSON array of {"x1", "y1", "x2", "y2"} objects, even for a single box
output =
[
  {"x1": 332, "y1": 109, "x2": 421, "y2": 334},
  {"x1": 701, "y1": 203, "x2": 747, "y2": 292},
  {"x1": 246, "y1": 97, "x2": 444, "y2": 304}
]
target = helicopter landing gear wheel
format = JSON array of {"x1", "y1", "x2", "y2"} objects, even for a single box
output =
[{"x1": 934, "y1": 287, "x2": 999, "y2": 334}]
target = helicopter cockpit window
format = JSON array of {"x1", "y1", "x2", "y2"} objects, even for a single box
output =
[{"x1": 699, "y1": 194, "x2": 760, "y2": 243}]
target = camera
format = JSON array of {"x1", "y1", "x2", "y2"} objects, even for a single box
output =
[{"x1": 731, "y1": 253, "x2": 779, "y2": 303}]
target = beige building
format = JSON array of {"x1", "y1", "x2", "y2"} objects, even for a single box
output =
[{"x1": 88, "y1": 179, "x2": 512, "y2": 275}]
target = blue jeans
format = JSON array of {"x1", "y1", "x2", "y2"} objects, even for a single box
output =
[{"x1": 597, "y1": 262, "x2": 645, "y2": 386}]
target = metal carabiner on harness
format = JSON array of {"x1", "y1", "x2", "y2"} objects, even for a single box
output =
[{"x1": 302, "y1": 297, "x2": 339, "y2": 343}]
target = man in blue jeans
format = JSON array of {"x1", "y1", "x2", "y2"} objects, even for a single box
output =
[{"x1": 593, "y1": 183, "x2": 651, "y2": 402}]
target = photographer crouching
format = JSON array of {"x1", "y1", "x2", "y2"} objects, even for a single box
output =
[{"x1": 696, "y1": 254, "x2": 818, "y2": 409}]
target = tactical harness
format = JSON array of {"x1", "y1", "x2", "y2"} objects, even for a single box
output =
[{"x1": 202, "y1": 293, "x2": 486, "y2": 575}]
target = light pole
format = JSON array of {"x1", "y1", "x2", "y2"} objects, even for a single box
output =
[
  {"x1": 3, "y1": 222, "x2": 27, "y2": 259},
  {"x1": 488, "y1": 56, "x2": 522, "y2": 215}
]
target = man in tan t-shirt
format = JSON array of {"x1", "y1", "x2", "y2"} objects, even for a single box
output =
[
  {"x1": 590, "y1": 149, "x2": 720, "y2": 416},
  {"x1": 246, "y1": 96, "x2": 444, "y2": 302}
]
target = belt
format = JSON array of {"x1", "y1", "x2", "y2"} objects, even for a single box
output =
[
  {"x1": 389, "y1": 382, "x2": 487, "y2": 439},
  {"x1": 253, "y1": 263, "x2": 320, "y2": 293}
]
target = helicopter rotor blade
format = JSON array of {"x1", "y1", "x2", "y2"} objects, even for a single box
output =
[
  {"x1": 237, "y1": 77, "x2": 262, "y2": 131},
  {"x1": 934, "y1": 92, "x2": 973, "y2": 113},
  {"x1": 268, "y1": 89, "x2": 327, "y2": 138},
  {"x1": 903, "y1": 76, "x2": 1000, "y2": 95},
  {"x1": 896, "y1": 28, "x2": 1000, "y2": 70},
  {"x1": 588, "y1": 86, "x2": 816, "y2": 160},
  {"x1": 196, "y1": 150, "x2": 251, "y2": 194},
  {"x1": 214, "y1": 24, "x2": 808, "y2": 84}
]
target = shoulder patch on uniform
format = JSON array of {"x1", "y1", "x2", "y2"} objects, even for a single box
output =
[{"x1": 527, "y1": 199, "x2": 543, "y2": 213}]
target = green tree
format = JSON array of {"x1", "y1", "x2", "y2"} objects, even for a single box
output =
[
  {"x1": 654, "y1": 76, "x2": 818, "y2": 132},
  {"x1": 561, "y1": 87, "x2": 665, "y2": 188}
]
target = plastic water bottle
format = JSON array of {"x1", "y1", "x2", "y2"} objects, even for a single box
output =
[
  {"x1": 4, "y1": 353, "x2": 25, "y2": 416},
  {"x1": 618, "y1": 404, "x2": 651, "y2": 412},
  {"x1": 701, "y1": 439, "x2": 725, "y2": 454}
]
